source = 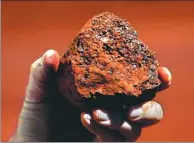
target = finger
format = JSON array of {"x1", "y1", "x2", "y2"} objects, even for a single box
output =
[
  {"x1": 12, "y1": 50, "x2": 60, "y2": 141},
  {"x1": 92, "y1": 110, "x2": 141, "y2": 141},
  {"x1": 127, "y1": 101, "x2": 163, "y2": 127},
  {"x1": 92, "y1": 109, "x2": 122, "y2": 130},
  {"x1": 119, "y1": 121, "x2": 142, "y2": 141},
  {"x1": 158, "y1": 67, "x2": 172, "y2": 92},
  {"x1": 81, "y1": 112, "x2": 123, "y2": 142},
  {"x1": 26, "y1": 49, "x2": 60, "y2": 103}
]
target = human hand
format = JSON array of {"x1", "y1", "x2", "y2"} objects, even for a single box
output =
[
  {"x1": 9, "y1": 49, "x2": 96, "y2": 142},
  {"x1": 9, "y1": 49, "x2": 171, "y2": 142},
  {"x1": 80, "y1": 67, "x2": 171, "y2": 142}
]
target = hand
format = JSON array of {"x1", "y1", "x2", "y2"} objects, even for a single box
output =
[
  {"x1": 9, "y1": 49, "x2": 171, "y2": 142},
  {"x1": 9, "y1": 49, "x2": 96, "y2": 142},
  {"x1": 80, "y1": 66, "x2": 171, "y2": 142}
]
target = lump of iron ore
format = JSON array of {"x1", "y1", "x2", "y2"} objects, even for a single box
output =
[{"x1": 57, "y1": 12, "x2": 161, "y2": 110}]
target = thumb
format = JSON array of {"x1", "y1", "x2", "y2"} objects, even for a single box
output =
[
  {"x1": 10, "y1": 49, "x2": 60, "y2": 142},
  {"x1": 25, "y1": 49, "x2": 60, "y2": 103}
]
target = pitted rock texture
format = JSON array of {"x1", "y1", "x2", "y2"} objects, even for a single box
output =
[{"x1": 57, "y1": 12, "x2": 161, "y2": 110}]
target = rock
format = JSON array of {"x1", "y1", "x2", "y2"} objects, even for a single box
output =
[{"x1": 57, "y1": 12, "x2": 161, "y2": 110}]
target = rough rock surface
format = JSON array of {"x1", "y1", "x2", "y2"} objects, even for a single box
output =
[{"x1": 57, "y1": 12, "x2": 161, "y2": 110}]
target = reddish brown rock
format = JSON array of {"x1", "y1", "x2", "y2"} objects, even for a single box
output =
[{"x1": 57, "y1": 12, "x2": 161, "y2": 110}]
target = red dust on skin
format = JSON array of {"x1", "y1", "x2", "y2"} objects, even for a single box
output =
[
  {"x1": 158, "y1": 67, "x2": 172, "y2": 84},
  {"x1": 44, "y1": 49, "x2": 60, "y2": 72},
  {"x1": 158, "y1": 67, "x2": 172, "y2": 91}
]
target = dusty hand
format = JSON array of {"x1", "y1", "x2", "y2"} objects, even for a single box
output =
[
  {"x1": 9, "y1": 50, "x2": 95, "y2": 142},
  {"x1": 81, "y1": 67, "x2": 171, "y2": 142},
  {"x1": 9, "y1": 49, "x2": 171, "y2": 142}
]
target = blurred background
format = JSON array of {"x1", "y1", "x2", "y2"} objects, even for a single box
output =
[{"x1": 2, "y1": 1, "x2": 194, "y2": 141}]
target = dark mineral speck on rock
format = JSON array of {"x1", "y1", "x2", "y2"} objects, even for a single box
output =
[{"x1": 57, "y1": 12, "x2": 161, "y2": 110}]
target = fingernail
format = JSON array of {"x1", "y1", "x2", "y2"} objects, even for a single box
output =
[
  {"x1": 159, "y1": 67, "x2": 172, "y2": 84},
  {"x1": 120, "y1": 121, "x2": 131, "y2": 131},
  {"x1": 82, "y1": 113, "x2": 91, "y2": 125},
  {"x1": 43, "y1": 49, "x2": 59, "y2": 72},
  {"x1": 95, "y1": 110, "x2": 109, "y2": 121},
  {"x1": 163, "y1": 67, "x2": 172, "y2": 82},
  {"x1": 85, "y1": 119, "x2": 91, "y2": 125},
  {"x1": 99, "y1": 120, "x2": 111, "y2": 126},
  {"x1": 142, "y1": 101, "x2": 163, "y2": 120},
  {"x1": 129, "y1": 107, "x2": 142, "y2": 120},
  {"x1": 83, "y1": 113, "x2": 91, "y2": 120}
]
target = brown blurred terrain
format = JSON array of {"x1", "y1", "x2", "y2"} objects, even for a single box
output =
[{"x1": 2, "y1": 1, "x2": 194, "y2": 141}]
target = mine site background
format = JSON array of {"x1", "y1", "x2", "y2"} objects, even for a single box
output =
[{"x1": 2, "y1": 1, "x2": 194, "y2": 141}]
